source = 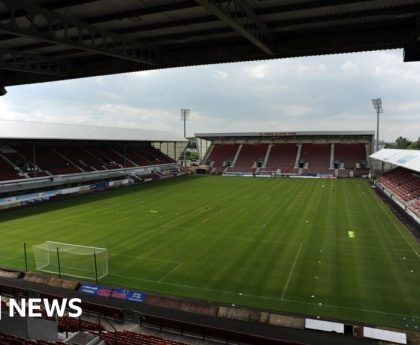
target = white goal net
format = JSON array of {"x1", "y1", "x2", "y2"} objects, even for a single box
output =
[{"x1": 32, "y1": 241, "x2": 109, "y2": 280}]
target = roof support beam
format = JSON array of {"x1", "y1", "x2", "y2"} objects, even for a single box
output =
[
  {"x1": 83, "y1": 1, "x2": 198, "y2": 25},
  {"x1": 0, "y1": 1, "x2": 99, "y2": 23},
  {"x1": 0, "y1": 0, "x2": 158, "y2": 65},
  {"x1": 256, "y1": 0, "x2": 373, "y2": 15},
  {"x1": 193, "y1": 0, "x2": 274, "y2": 54},
  {"x1": 0, "y1": 47, "x2": 68, "y2": 76},
  {"x1": 0, "y1": 1, "x2": 198, "y2": 42},
  {"x1": 43, "y1": 0, "x2": 101, "y2": 10}
]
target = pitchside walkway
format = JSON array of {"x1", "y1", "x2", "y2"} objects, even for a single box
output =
[{"x1": 0, "y1": 276, "x2": 378, "y2": 345}]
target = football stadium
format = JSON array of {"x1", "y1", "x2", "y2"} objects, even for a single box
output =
[{"x1": 1, "y1": 1, "x2": 420, "y2": 345}]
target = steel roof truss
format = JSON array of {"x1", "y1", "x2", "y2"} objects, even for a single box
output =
[
  {"x1": 0, "y1": 0, "x2": 158, "y2": 65},
  {"x1": 194, "y1": 0, "x2": 274, "y2": 54}
]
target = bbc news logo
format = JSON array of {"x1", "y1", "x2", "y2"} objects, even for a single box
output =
[{"x1": 0, "y1": 296, "x2": 82, "y2": 319}]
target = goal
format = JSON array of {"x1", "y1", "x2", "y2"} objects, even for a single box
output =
[{"x1": 32, "y1": 241, "x2": 109, "y2": 280}]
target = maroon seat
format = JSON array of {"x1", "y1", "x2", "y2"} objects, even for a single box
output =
[
  {"x1": 300, "y1": 144, "x2": 331, "y2": 172},
  {"x1": 334, "y1": 143, "x2": 367, "y2": 169},
  {"x1": 265, "y1": 144, "x2": 298, "y2": 172},
  {"x1": 377, "y1": 167, "x2": 420, "y2": 217},
  {"x1": 228, "y1": 144, "x2": 268, "y2": 172},
  {"x1": 206, "y1": 144, "x2": 239, "y2": 172}
]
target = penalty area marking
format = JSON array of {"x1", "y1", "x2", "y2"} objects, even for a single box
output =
[
  {"x1": 159, "y1": 262, "x2": 184, "y2": 282},
  {"x1": 281, "y1": 243, "x2": 303, "y2": 300},
  {"x1": 0, "y1": 254, "x2": 24, "y2": 262},
  {"x1": 111, "y1": 253, "x2": 184, "y2": 265}
]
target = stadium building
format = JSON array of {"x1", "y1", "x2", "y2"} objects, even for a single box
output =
[
  {"x1": 370, "y1": 149, "x2": 420, "y2": 224},
  {"x1": 196, "y1": 131, "x2": 374, "y2": 177},
  {"x1": 0, "y1": 120, "x2": 186, "y2": 207}
]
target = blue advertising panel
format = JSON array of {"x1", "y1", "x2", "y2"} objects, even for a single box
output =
[
  {"x1": 126, "y1": 291, "x2": 145, "y2": 302},
  {"x1": 91, "y1": 182, "x2": 109, "y2": 191},
  {"x1": 79, "y1": 283, "x2": 145, "y2": 302}
]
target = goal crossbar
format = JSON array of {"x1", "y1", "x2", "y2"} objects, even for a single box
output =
[
  {"x1": 35, "y1": 241, "x2": 108, "y2": 253},
  {"x1": 32, "y1": 241, "x2": 109, "y2": 280}
]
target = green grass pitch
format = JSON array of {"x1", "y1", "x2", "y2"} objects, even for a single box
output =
[{"x1": 0, "y1": 176, "x2": 419, "y2": 329}]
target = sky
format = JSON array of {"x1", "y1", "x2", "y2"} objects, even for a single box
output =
[{"x1": 1, "y1": 49, "x2": 420, "y2": 142}]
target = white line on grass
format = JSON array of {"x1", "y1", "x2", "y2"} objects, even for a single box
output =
[
  {"x1": 159, "y1": 262, "x2": 184, "y2": 282},
  {"x1": 111, "y1": 273, "x2": 238, "y2": 296},
  {"x1": 375, "y1": 192, "x2": 420, "y2": 260},
  {"x1": 282, "y1": 297, "x2": 420, "y2": 319},
  {"x1": 391, "y1": 223, "x2": 420, "y2": 260},
  {"x1": 110, "y1": 272, "x2": 420, "y2": 320},
  {"x1": 0, "y1": 254, "x2": 24, "y2": 262},
  {"x1": 281, "y1": 243, "x2": 302, "y2": 300},
  {"x1": 111, "y1": 253, "x2": 184, "y2": 265}
]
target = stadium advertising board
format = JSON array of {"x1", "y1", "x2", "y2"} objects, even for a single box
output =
[
  {"x1": 80, "y1": 283, "x2": 145, "y2": 302},
  {"x1": 258, "y1": 132, "x2": 298, "y2": 137},
  {"x1": 0, "y1": 181, "x2": 125, "y2": 208},
  {"x1": 79, "y1": 283, "x2": 112, "y2": 297}
]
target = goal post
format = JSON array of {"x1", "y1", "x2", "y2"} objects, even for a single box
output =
[{"x1": 32, "y1": 241, "x2": 109, "y2": 280}]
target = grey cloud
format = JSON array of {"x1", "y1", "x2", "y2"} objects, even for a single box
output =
[{"x1": 2, "y1": 50, "x2": 420, "y2": 141}]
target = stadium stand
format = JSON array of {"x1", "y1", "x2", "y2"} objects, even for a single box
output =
[
  {"x1": 197, "y1": 131, "x2": 374, "y2": 177},
  {"x1": 0, "y1": 121, "x2": 184, "y2": 185},
  {"x1": 148, "y1": 146, "x2": 176, "y2": 165},
  {"x1": 299, "y1": 144, "x2": 331, "y2": 173},
  {"x1": 54, "y1": 146, "x2": 97, "y2": 172},
  {"x1": 95, "y1": 145, "x2": 124, "y2": 169},
  {"x1": 334, "y1": 144, "x2": 367, "y2": 169},
  {"x1": 58, "y1": 316, "x2": 104, "y2": 333},
  {"x1": 0, "y1": 332, "x2": 69, "y2": 345},
  {"x1": 0, "y1": 329, "x2": 187, "y2": 345},
  {"x1": 0, "y1": 153, "x2": 22, "y2": 181},
  {"x1": 206, "y1": 144, "x2": 240, "y2": 173},
  {"x1": 228, "y1": 144, "x2": 268, "y2": 172},
  {"x1": 264, "y1": 144, "x2": 298, "y2": 174},
  {"x1": 376, "y1": 167, "x2": 420, "y2": 216},
  {"x1": 0, "y1": 144, "x2": 176, "y2": 182},
  {"x1": 99, "y1": 330, "x2": 187, "y2": 345},
  {"x1": 123, "y1": 146, "x2": 151, "y2": 166},
  {"x1": 23, "y1": 146, "x2": 82, "y2": 176}
]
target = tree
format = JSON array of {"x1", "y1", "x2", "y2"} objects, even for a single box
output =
[
  {"x1": 395, "y1": 136, "x2": 412, "y2": 149},
  {"x1": 408, "y1": 138, "x2": 420, "y2": 150},
  {"x1": 384, "y1": 142, "x2": 397, "y2": 148},
  {"x1": 186, "y1": 137, "x2": 197, "y2": 149}
]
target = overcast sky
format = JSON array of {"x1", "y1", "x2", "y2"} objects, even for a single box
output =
[{"x1": 1, "y1": 49, "x2": 419, "y2": 142}]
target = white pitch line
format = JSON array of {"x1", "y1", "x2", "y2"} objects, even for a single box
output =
[
  {"x1": 159, "y1": 262, "x2": 184, "y2": 282},
  {"x1": 282, "y1": 297, "x2": 420, "y2": 319},
  {"x1": 392, "y1": 223, "x2": 420, "y2": 260},
  {"x1": 111, "y1": 273, "x2": 238, "y2": 296},
  {"x1": 0, "y1": 254, "x2": 24, "y2": 262},
  {"x1": 375, "y1": 193, "x2": 420, "y2": 260},
  {"x1": 281, "y1": 243, "x2": 302, "y2": 300},
  {"x1": 111, "y1": 253, "x2": 184, "y2": 265},
  {"x1": 110, "y1": 272, "x2": 420, "y2": 320}
]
